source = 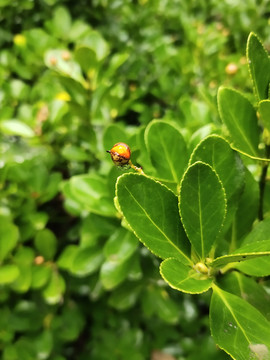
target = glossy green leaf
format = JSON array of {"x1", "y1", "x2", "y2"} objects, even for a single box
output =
[
  {"x1": 234, "y1": 168, "x2": 259, "y2": 242},
  {"x1": 247, "y1": 32, "x2": 270, "y2": 102},
  {"x1": 100, "y1": 254, "x2": 137, "y2": 290},
  {"x1": 211, "y1": 240, "x2": 270, "y2": 268},
  {"x1": 234, "y1": 218, "x2": 270, "y2": 276},
  {"x1": 34, "y1": 229, "x2": 57, "y2": 260},
  {"x1": 71, "y1": 246, "x2": 103, "y2": 276},
  {"x1": 10, "y1": 265, "x2": 32, "y2": 293},
  {"x1": 57, "y1": 245, "x2": 79, "y2": 270},
  {"x1": 210, "y1": 285, "x2": 270, "y2": 360},
  {"x1": 190, "y1": 135, "x2": 245, "y2": 231},
  {"x1": 160, "y1": 258, "x2": 213, "y2": 294},
  {"x1": 116, "y1": 173, "x2": 191, "y2": 265},
  {"x1": 145, "y1": 120, "x2": 188, "y2": 183},
  {"x1": 0, "y1": 218, "x2": 19, "y2": 262},
  {"x1": 31, "y1": 265, "x2": 52, "y2": 289},
  {"x1": 104, "y1": 228, "x2": 138, "y2": 263},
  {"x1": 0, "y1": 264, "x2": 20, "y2": 284},
  {"x1": 259, "y1": 100, "x2": 270, "y2": 132},
  {"x1": 218, "y1": 271, "x2": 270, "y2": 320},
  {"x1": 69, "y1": 174, "x2": 116, "y2": 216},
  {"x1": 179, "y1": 162, "x2": 226, "y2": 259},
  {"x1": 218, "y1": 87, "x2": 260, "y2": 158},
  {"x1": 0, "y1": 119, "x2": 35, "y2": 138},
  {"x1": 42, "y1": 271, "x2": 65, "y2": 305}
]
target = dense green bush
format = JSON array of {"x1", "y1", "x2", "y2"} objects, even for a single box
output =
[{"x1": 1, "y1": 1, "x2": 270, "y2": 359}]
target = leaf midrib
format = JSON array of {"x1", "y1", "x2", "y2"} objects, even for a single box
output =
[
  {"x1": 213, "y1": 286, "x2": 251, "y2": 345},
  {"x1": 123, "y1": 184, "x2": 192, "y2": 265}
]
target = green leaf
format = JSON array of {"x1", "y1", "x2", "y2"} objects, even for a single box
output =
[
  {"x1": 74, "y1": 46, "x2": 97, "y2": 73},
  {"x1": 108, "y1": 282, "x2": 142, "y2": 310},
  {"x1": 259, "y1": 100, "x2": 270, "y2": 132},
  {"x1": 31, "y1": 265, "x2": 52, "y2": 289},
  {"x1": 234, "y1": 218, "x2": 270, "y2": 276},
  {"x1": 104, "y1": 228, "x2": 138, "y2": 263},
  {"x1": 42, "y1": 271, "x2": 65, "y2": 305},
  {"x1": 211, "y1": 240, "x2": 270, "y2": 268},
  {"x1": 247, "y1": 32, "x2": 270, "y2": 102},
  {"x1": 69, "y1": 174, "x2": 116, "y2": 216},
  {"x1": 57, "y1": 245, "x2": 79, "y2": 270},
  {"x1": 145, "y1": 120, "x2": 188, "y2": 183},
  {"x1": 51, "y1": 6, "x2": 72, "y2": 39},
  {"x1": 234, "y1": 168, "x2": 259, "y2": 242},
  {"x1": 103, "y1": 123, "x2": 129, "y2": 155},
  {"x1": 189, "y1": 135, "x2": 245, "y2": 231},
  {"x1": 116, "y1": 173, "x2": 191, "y2": 265},
  {"x1": 0, "y1": 218, "x2": 19, "y2": 262},
  {"x1": 0, "y1": 119, "x2": 35, "y2": 138},
  {"x1": 218, "y1": 271, "x2": 270, "y2": 321},
  {"x1": 34, "y1": 229, "x2": 57, "y2": 260},
  {"x1": 0, "y1": 265, "x2": 20, "y2": 284},
  {"x1": 61, "y1": 144, "x2": 89, "y2": 161},
  {"x1": 142, "y1": 286, "x2": 180, "y2": 324},
  {"x1": 100, "y1": 254, "x2": 137, "y2": 290},
  {"x1": 179, "y1": 162, "x2": 226, "y2": 259},
  {"x1": 218, "y1": 87, "x2": 260, "y2": 158},
  {"x1": 79, "y1": 30, "x2": 109, "y2": 61},
  {"x1": 160, "y1": 258, "x2": 213, "y2": 294},
  {"x1": 210, "y1": 285, "x2": 270, "y2": 360},
  {"x1": 71, "y1": 246, "x2": 103, "y2": 276}
]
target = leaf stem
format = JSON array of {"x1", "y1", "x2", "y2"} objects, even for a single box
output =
[{"x1": 258, "y1": 145, "x2": 270, "y2": 221}]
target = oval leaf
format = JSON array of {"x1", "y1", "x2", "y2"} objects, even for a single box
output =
[
  {"x1": 210, "y1": 285, "x2": 270, "y2": 360},
  {"x1": 160, "y1": 258, "x2": 213, "y2": 294},
  {"x1": 116, "y1": 173, "x2": 191, "y2": 265},
  {"x1": 145, "y1": 120, "x2": 188, "y2": 183},
  {"x1": 247, "y1": 32, "x2": 270, "y2": 102},
  {"x1": 179, "y1": 162, "x2": 226, "y2": 259},
  {"x1": 0, "y1": 219, "x2": 19, "y2": 262},
  {"x1": 190, "y1": 135, "x2": 245, "y2": 231},
  {"x1": 218, "y1": 87, "x2": 260, "y2": 158}
]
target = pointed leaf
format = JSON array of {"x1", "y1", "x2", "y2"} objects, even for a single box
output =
[
  {"x1": 247, "y1": 32, "x2": 270, "y2": 102},
  {"x1": 160, "y1": 258, "x2": 212, "y2": 294},
  {"x1": 259, "y1": 100, "x2": 270, "y2": 132},
  {"x1": 218, "y1": 87, "x2": 260, "y2": 158},
  {"x1": 145, "y1": 120, "x2": 188, "y2": 183},
  {"x1": 210, "y1": 285, "x2": 270, "y2": 360},
  {"x1": 190, "y1": 135, "x2": 245, "y2": 231},
  {"x1": 179, "y1": 162, "x2": 226, "y2": 259},
  {"x1": 116, "y1": 173, "x2": 191, "y2": 265},
  {"x1": 211, "y1": 240, "x2": 270, "y2": 268}
]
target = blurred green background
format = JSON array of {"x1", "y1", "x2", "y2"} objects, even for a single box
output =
[{"x1": 0, "y1": 1, "x2": 270, "y2": 359}]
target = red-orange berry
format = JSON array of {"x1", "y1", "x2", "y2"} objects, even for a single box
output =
[{"x1": 107, "y1": 142, "x2": 131, "y2": 166}]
